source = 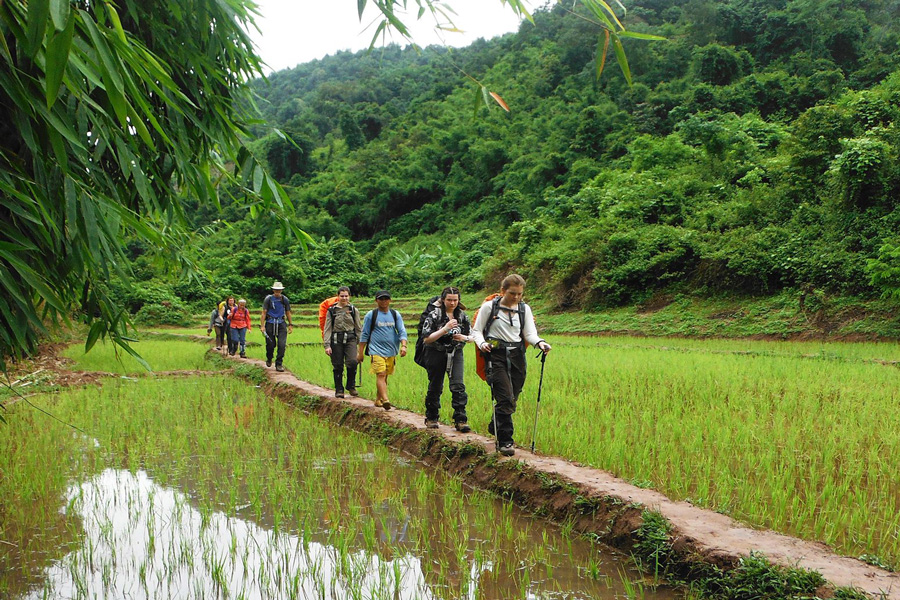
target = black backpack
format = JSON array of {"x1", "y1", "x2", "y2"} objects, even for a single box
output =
[{"x1": 414, "y1": 296, "x2": 442, "y2": 368}]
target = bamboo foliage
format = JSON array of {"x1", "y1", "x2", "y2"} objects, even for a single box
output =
[{"x1": 0, "y1": 0, "x2": 309, "y2": 368}]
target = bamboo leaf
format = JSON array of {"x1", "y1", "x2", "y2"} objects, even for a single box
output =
[
  {"x1": 489, "y1": 91, "x2": 510, "y2": 112},
  {"x1": 358, "y1": 0, "x2": 367, "y2": 20},
  {"x1": 49, "y1": 0, "x2": 71, "y2": 31},
  {"x1": 45, "y1": 15, "x2": 75, "y2": 109},
  {"x1": 105, "y1": 4, "x2": 129, "y2": 45},
  {"x1": 114, "y1": 339, "x2": 152, "y2": 372},
  {"x1": 481, "y1": 85, "x2": 492, "y2": 109},
  {"x1": 596, "y1": 30, "x2": 610, "y2": 80},
  {"x1": 612, "y1": 34, "x2": 632, "y2": 86},
  {"x1": 472, "y1": 85, "x2": 481, "y2": 118},
  {"x1": 618, "y1": 30, "x2": 666, "y2": 41},
  {"x1": 26, "y1": 0, "x2": 50, "y2": 58},
  {"x1": 84, "y1": 321, "x2": 105, "y2": 352}
]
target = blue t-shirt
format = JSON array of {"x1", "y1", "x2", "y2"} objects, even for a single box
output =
[{"x1": 359, "y1": 309, "x2": 407, "y2": 357}]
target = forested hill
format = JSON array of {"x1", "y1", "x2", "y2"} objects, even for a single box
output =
[{"x1": 187, "y1": 1, "x2": 900, "y2": 311}]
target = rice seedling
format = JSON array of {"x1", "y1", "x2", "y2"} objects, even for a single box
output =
[
  {"x1": 276, "y1": 325, "x2": 900, "y2": 568},
  {"x1": 0, "y1": 375, "x2": 672, "y2": 600}
]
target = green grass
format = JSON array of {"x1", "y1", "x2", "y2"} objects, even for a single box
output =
[{"x1": 61, "y1": 339, "x2": 217, "y2": 373}]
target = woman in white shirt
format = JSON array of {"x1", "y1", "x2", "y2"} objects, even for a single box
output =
[{"x1": 471, "y1": 274, "x2": 551, "y2": 456}]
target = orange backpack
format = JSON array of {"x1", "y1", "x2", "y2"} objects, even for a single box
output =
[
  {"x1": 473, "y1": 293, "x2": 534, "y2": 381},
  {"x1": 318, "y1": 296, "x2": 339, "y2": 333}
]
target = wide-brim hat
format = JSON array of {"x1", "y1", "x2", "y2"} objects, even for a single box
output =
[
  {"x1": 271, "y1": 281, "x2": 285, "y2": 290},
  {"x1": 374, "y1": 290, "x2": 391, "y2": 300}
]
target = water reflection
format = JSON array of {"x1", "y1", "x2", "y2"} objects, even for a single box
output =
[{"x1": 19, "y1": 465, "x2": 678, "y2": 600}]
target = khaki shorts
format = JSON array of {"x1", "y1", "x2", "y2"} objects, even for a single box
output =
[{"x1": 369, "y1": 355, "x2": 396, "y2": 375}]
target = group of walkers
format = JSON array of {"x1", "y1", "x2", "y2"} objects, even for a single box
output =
[
  {"x1": 208, "y1": 274, "x2": 551, "y2": 455},
  {"x1": 321, "y1": 274, "x2": 551, "y2": 456},
  {"x1": 207, "y1": 296, "x2": 253, "y2": 358},
  {"x1": 207, "y1": 281, "x2": 294, "y2": 372}
]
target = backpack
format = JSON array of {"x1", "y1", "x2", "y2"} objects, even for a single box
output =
[
  {"x1": 362, "y1": 308, "x2": 399, "y2": 356},
  {"x1": 473, "y1": 294, "x2": 529, "y2": 381},
  {"x1": 413, "y1": 296, "x2": 445, "y2": 369},
  {"x1": 318, "y1": 296, "x2": 339, "y2": 333}
]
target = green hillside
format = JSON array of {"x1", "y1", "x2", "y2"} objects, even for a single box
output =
[{"x1": 128, "y1": 0, "x2": 900, "y2": 330}]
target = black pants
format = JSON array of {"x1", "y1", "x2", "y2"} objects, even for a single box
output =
[
  {"x1": 265, "y1": 321, "x2": 287, "y2": 366},
  {"x1": 224, "y1": 323, "x2": 237, "y2": 354},
  {"x1": 329, "y1": 333, "x2": 358, "y2": 392},
  {"x1": 424, "y1": 348, "x2": 468, "y2": 423},
  {"x1": 486, "y1": 346, "x2": 526, "y2": 446}
]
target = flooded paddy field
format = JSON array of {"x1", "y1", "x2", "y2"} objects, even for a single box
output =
[{"x1": 0, "y1": 375, "x2": 681, "y2": 600}]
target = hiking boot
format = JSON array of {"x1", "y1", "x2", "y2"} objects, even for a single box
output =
[
  {"x1": 275, "y1": 365, "x2": 285, "y2": 372},
  {"x1": 498, "y1": 443, "x2": 515, "y2": 456},
  {"x1": 215, "y1": 347, "x2": 221, "y2": 351},
  {"x1": 382, "y1": 401, "x2": 392, "y2": 410},
  {"x1": 425, "y1": 419, "x2": 439, "y2": 429},
  {"x1": 335, "y1": 391, "x2": 345, "y2": 398},
  {"x1": 266, "y1": 359, "x2": 272, "y2": 367},
  {"x1": 454, "y1": 422, "x2": 471, "y2": 433},
  {"x1": 347, "y1": 388, "x2": 359, "y2": 397},
  {"x1": 487, "y1": 420, "x2": 495, "y2": 435},
  {"x1": 239, "y1": 352, "x2": 246, "y2": 358}
]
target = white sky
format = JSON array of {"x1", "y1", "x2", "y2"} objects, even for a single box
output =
[{"x1": 247, "y1": 0, "x2": 534, "y2": 74}]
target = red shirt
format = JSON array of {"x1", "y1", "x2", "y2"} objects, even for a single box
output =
[{"x1": 229, "y1": 306, "x2": 252, "y2": 330}]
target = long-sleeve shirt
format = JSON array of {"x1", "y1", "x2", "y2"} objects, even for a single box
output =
[
  {"x1": 359, "y1": 309, "x2": 407, "y2": 357},
  {"x1": 323, "y1": 304, "x2": 362, "y2": 347},
  {"x1": 471, "y1": 300, "x2": 542, "y2": 347}
]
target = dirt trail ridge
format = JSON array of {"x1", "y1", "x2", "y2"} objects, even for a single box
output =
[{"x1": 247, "y1": 356, "x2": 899, "y2": 600}]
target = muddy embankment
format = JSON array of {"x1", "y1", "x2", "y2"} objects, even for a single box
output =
[{"x1": 240, "y1": 356, "x2": 899, "y2": 600}]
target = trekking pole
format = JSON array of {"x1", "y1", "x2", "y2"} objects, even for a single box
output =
[
  {"x1": 484, "y1": 350, "x2": 500, "y2": 451},
  {"x1": 530, "y1": 349, "x2": 548, "y2": 454}
]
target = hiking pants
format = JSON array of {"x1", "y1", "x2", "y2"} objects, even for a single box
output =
[
  {"x1": 214, "y1": 325, "x2": 225, "y2": 348},
  {"x1": 486, "y1": 345, "x2": 526, "y2": 446},
  {"x1": 424, "y1": 349, "x2": 468, "y2": 423},
  {"x1": 224, "y1": 323, "x2": 237, "y2": 355},
  {"x1": 329, "y1": 333, "x2": 358, "y2": 392},
  {"x1": 230, "y1": 327, "x2": 247, "y2": 354},
  {"x1": 265, "y1": 321, "x2": 287, "y2": 367}
]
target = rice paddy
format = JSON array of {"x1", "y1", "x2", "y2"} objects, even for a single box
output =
[
  {"x1": 0, "y1": 371, "x2": 676, "y2": 599},
  {"x1": 264, "y1": 302, "x2": 900, "y2": 569}
]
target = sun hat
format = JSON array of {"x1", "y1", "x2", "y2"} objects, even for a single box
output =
[
  {"x1": 271, "y1": 281, "x2": 285, "y2": 290},
  {"x1": 374, "y1": 290, "x2": 391, "y2": 300}
]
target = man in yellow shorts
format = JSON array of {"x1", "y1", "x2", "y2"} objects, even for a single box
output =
[{"x1": 357, "y1": 290, "x2": 408, "y2": 410}]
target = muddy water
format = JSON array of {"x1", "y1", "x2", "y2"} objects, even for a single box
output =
[{"x1": 10, "y1": 455, "x2": 681, "y2": 600}]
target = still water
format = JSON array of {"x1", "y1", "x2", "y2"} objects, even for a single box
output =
[{"x1": 8, "y1": 454, "x2": 683, "y2": 600}]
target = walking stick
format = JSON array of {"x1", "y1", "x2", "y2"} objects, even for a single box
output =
[
  {"x1": 484, "y1": 348, "x2": 500, "y2": 451},
  {"x1": 530, "y1": 349, "x2": 548, "y2": 453}
]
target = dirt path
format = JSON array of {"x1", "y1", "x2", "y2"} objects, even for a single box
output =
[{"x1": 247, "y1": 356, "x2": 899, "y2": 600}]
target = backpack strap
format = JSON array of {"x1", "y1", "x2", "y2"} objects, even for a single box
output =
[
  {"x1": 483, "y1": 298, "x2": 526, "y2": 343},
  {"x1": 482, "y1": 297, "x2": 502, "y2": 339}
]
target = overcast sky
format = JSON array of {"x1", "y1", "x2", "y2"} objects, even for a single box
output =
[{"x1": 247, "y1": 0, "x2": 533, "y2": 74}]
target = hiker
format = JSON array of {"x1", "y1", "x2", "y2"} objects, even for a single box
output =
[
  {"x1": 419, "y1": 286, "x2": 474, "y2": 432},
  {"x1": 206, "y1": 304, "x2": 225, "y2": 350},
  {"x1": 323, "y1": 286, "x2": 362, "y2": 398},
  {"x1": 220, "y1": 296, "x2": 237, "y2": 355},
  {"x1": 472, "y1": 274, "x2": 551, "y2": 456},
  {"x1": 357, "y1": 290, "x2": 408, "y2": 410},
  {"x1": 260, "y1": 281, "x2": 293, "y2": 372},
  {"x1": 229, "y1": 299, "x2": 252, "y2": 358}
]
